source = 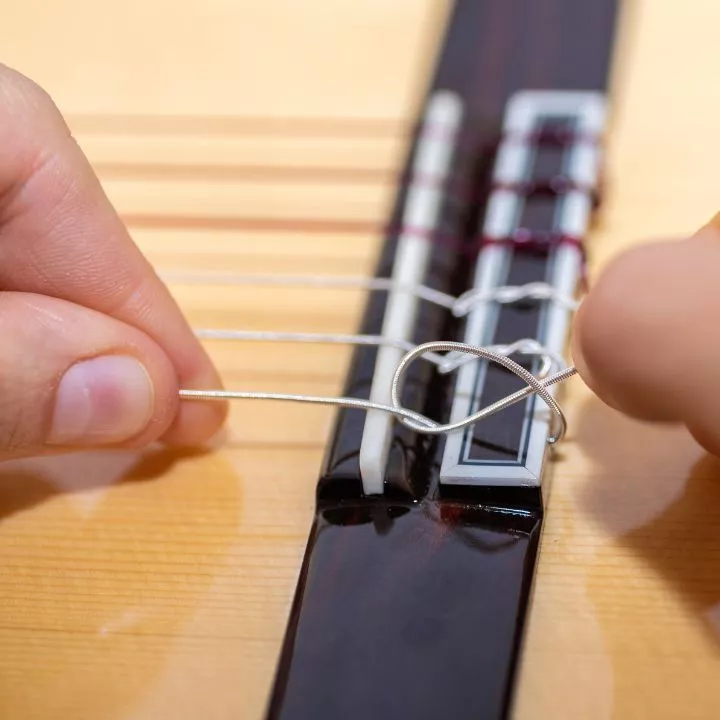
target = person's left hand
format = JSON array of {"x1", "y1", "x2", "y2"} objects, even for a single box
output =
[{"x1": 0, "y1": 65, "x2": 227, "y2": 461}]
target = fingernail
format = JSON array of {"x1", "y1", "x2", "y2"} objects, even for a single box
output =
[{"x1": 50, "y1": 356, "x2": 154, "y2": 445}]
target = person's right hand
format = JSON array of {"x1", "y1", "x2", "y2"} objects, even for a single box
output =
[
  {"x1": 572, "y1": 213, "x2": 720, "y2": 456},
  {"x1": 0, "y1": 65, "x2": 228, "y2": 461}
]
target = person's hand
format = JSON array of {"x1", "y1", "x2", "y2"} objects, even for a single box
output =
[
  {"x1": 0, "y1": 65, "x2": 227, "y2": 460},
  {"x1": 572, "y1": 213, "x2": 720, "y2": 456}
]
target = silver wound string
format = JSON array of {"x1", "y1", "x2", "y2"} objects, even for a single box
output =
[
  {"x1": 438, "y1": 338, "x2": 566, "y2": 375},
  {"x1": 390, "y1": 341, "x2": 574, "y2": 443},
  {"x1": 179, "y1": 387, "x2": 441, "y2": 430},
  {"x1": 162, "y1": 271, "x2": 579, "y2": 317},
  {"x1": 178, "y1": 341, "x2": 577, "y2": 443}
]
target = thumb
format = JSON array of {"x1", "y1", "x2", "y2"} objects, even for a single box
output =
[
  {"x1": 0, "y1": 291, "x2": 180, "y2": 460},
  {"x1": 571, "y1": 214, "x2": 720, "y2": 455}
]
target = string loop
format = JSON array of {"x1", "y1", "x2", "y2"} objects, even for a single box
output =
[{"x1": 390, "y1": 341, "x2": 575, "y2": 442}]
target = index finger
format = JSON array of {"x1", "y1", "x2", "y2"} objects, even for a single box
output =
[{"x1": 0, "y1": 65, "x2": 227, "y2": 445}]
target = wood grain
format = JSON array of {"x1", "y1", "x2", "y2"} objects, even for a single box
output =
[{"x1": 0, "y1": 1, "x2": 719, "y2": 718}]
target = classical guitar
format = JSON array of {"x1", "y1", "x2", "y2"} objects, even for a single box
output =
[{"x1": 1, "y1": 1, "x2": 720, "y2": 719}]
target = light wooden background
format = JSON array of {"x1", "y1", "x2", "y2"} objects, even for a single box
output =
[{"x1": 0, "y1": 0, "x2": 719, "y2": 718}]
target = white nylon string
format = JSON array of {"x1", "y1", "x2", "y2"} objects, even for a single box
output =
[{"x1": 161, "y1": 272, "x2": 579, "y2": 317}]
